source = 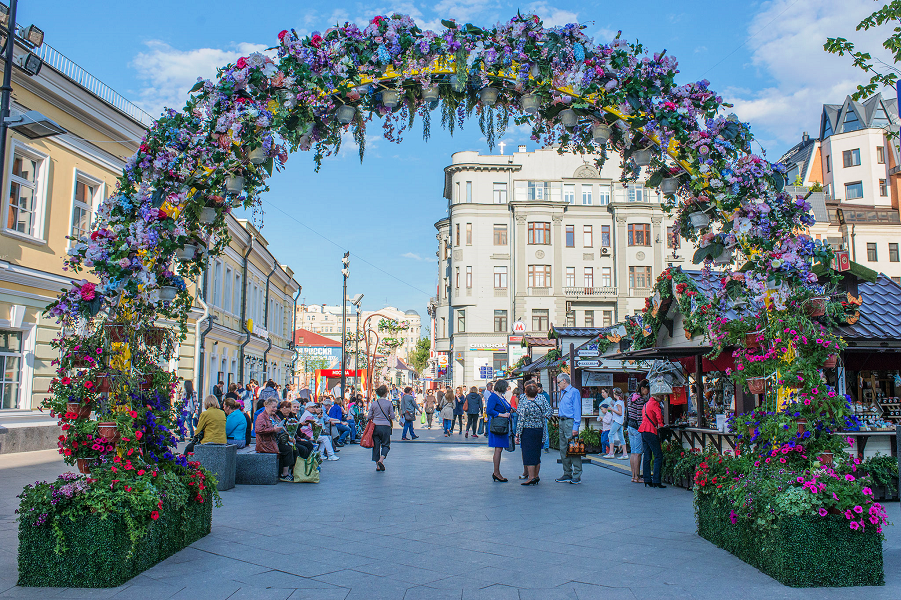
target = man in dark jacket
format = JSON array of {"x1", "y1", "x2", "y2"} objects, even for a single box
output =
[{"x1": 465, "y1": 386, "x2": 483, "y2": 439}]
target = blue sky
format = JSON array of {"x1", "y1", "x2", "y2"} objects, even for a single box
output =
[{"x1": 26, "y1": 1, "x2": 895, "y2": 322}]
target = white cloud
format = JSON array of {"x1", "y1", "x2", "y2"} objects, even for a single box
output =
[
  {"x1": 524, "y1": 2, "x2": 579, "y2": 28},
  {"x1": 129, "y1": 40, "x2": 268, "y2": 117},
  {"x1": 402, "y1": 252, "x2": 428, "y2": 261},
  {"x1": 721, "y1": 0, "x2": 898, "y2": 153}
]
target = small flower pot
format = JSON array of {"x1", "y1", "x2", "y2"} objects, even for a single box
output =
[
  {"x1": 199, "y1": 207, "x2": 217, "y2": 225},
  {"x1": 818, "y1": 452, "x2": 834, "y2": 466},
  {"x1": 144, "y1": 327, "x2": 167, "y2": 346},
  {"x1": 66, "y1": 402, "x2": 91, "y2": 419},
  {"x1": 806, "y1": 296, "x2": 827, "y2": 317},
  {"x1": 69, "y1": 356, "x2": 92, "y2": 368},
  {"x1": 76, "y1": 457, "x2": 93, "y2": 475},
  {"x1": 713, "y1": 247, "x2": 734, "y2": 266},
  {"x1": 823, "y1": 354, "x2": 838, "y2": 368},
  {"x1": 796, "y1": 418, "x2": 807, "y2": 435},
  {"x1": 97, "y1": 422, "x2": 120, "y2": 443},
  {"x1": 225, "y1": 175, "x2": 244, "y2": 195},
  {"x1": 747, "y1": 377, "x2": 766, "y2": 395},
  {"x1": 104, "y1": 324, "x2": 127, "y2": 343},
  {"x1": 745, "y1": 330, "x2": 765, "y2": 348},
  {"x1": 689, "y1": 211, "x2": 710, "y2": 230},
  {"x1": 248, "y1": 146, "x2": 267, "y2": 165},
  {"x1": 176, "y1": 244, "x2": 198, "y2": 261},
  {"x1": 140, "y1": 374, "x2": 156, "y2": 390},
  {"x1": 159, "y1": 286, "x2": 178, "y2": 302},
  {"x1": 94, "y1": 376, "x2": 111, "y2": 393}
]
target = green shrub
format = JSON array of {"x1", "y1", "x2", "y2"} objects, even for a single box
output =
[
  {"x1": 695, "y1": 493, "x2": 883, "y2": 587},
  {"x1": 18, "y1": 495, "x2": 211, "y2": 588},
  {"x1": 858, "y1": 454, "x2": 898, "y2": 496}
]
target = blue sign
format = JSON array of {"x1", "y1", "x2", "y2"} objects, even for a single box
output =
[{"x1": 479, "y1": 366, "x2": 493, "y2": 379}]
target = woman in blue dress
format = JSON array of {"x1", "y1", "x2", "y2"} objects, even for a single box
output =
[{"x1": 486, "y1": 379, "x2": 513, "y2": 482}]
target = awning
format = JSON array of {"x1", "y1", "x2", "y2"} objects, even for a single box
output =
[{"x1": 606, "y1": 346, "x2": 712, "y2": 361}]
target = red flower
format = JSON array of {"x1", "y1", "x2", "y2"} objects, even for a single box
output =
[
  {"x1": 150, "y1": 511, "x2": 159, "y2": 520},
  {"x1": 85, "y1": 381, "x2": 93, "y2": 389},
  {"x1": 79, "y1": 282, "x2": 96, "y2": 301},
  {"x1": 277, "y1": 30, "x2": 289, "y2": 41},
  {"x1": 61, "y1": 377, "x2": 71, "y2": 385},
  {"x1": 129, "y1": 410, "x2": 138, "y2": 419},
  {"x1": 236, "y1": 57, "x2": 247, "y2": 69},
  {"x1": 311, "y1": 34, "x2": 322, "y2": 48}
]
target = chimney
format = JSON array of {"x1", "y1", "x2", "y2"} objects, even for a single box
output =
[
  {"x1": 802, "y1": 131, "x2": 809, "y2": 143},
  {"x1": 518, "y1": 145, "x2": 527, "y2": 153}
]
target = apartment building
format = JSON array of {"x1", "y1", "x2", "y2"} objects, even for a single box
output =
[
  {"x1": 295, "y1": 303, "x2": 422, "y2": 361},
  {"x1": 780, "y1": 93, "x2": 901, "y2": 283},
  {"x1": 434, "y1": 146, "x2": 687, "y2": 389}
]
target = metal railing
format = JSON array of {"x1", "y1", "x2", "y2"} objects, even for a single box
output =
[
  {"x1": 35, "y1": 43, "x2": 155, "y2": 126},
  {"x1": 563, "y1": 286, "x2": 618, "y2": 297}
]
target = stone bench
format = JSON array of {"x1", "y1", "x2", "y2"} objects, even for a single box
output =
[
  {"x1": 192, "y1": 443, "x2": 237, "y2": 491},
  {"x1": 235, "y1": 448, "x2": 279, "y2": 485}
]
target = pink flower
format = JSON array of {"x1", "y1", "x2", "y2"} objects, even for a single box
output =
[
  {"x1": 850, "y1": 522, "x2": 860, "y2": 530},
  {"x1": 818, "y1": 508, "x2": 828, "y2": 517},
  {"x1": 79, "y1": 282, "x2": 96, "y2": 301},
  {"x1": 862, "y1": 487, "x2": 872, "y2": 496},
  {"x1": 853, "y1": 505, "x2": 863, "y2": 514},
  {"x1": 845, "y1": 474, "x2": 855, "y2": 482},
  {"x1": 236, "y1": 57, "x2": 247, "y2": 69}
]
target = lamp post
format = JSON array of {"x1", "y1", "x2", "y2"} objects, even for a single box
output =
[
  {"x1": 349, "y1": 293, "x2": 364, "y2": 393},
  {"x1": 339, "y1": 252, "x2": 349, "y2": 402}
]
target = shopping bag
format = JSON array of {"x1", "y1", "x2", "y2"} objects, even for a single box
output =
[
  {"x1": 360, "y1": 420, "x2": 375, "y2": 448},
  {"x1": 477, "y1": 418, "x2": 485, "y2": 435},
  {"x1": 420, "y1": 412, "x2": 426, "y2": 424},
  {"x1": 292, "y1": 453, "x2": 321, "y2": 483}
]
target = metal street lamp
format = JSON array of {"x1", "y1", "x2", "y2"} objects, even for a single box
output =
[
  {"x1": 350, "y1": 293, "x2": 364, "y2": 393},
  {"x1": 339, "y1": 252, "x2": 349, "y2": 402}
]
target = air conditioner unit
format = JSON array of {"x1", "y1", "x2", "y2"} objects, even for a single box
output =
[{"x1": 601, "y1": 247, "x2": 610, "y2": 255}]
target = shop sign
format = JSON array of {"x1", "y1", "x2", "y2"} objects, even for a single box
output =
[
  {"x1": 512, "y1": 320, "x2": 526, "y2": 333},
  {"x1": 470, "y1": 343, "x2": 506, "y2": 351},
  {"x1": 578, "y1": 347, "x2": 599, "y2": 357},
  {"x1": 584, "y1": 372, "x2": 613, "y2": 386},
  {"x1": 833, "y1": 249, "x2": 851, "y2": 271},
  {"x1": 577, "y1": 360, "x2": 600, "y2": 368},
  {"x1": 437, "y1": 354, "x2": 448, "y2": 367}
]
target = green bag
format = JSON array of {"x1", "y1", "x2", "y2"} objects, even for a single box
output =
[
  {"x1": 292, "y1": 452, "x2": 321, "y2": 483},
  {"x1": 420, "y1": 412, "x2": 426, "y2": 424}
]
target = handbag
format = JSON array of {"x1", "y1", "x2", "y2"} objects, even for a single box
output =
[
  {"x1": 420, "y1": 412, "x2": 426, "y2": 424},
  {"x1": 490, "y1": 416, "x2": 510, "y2": 435},
  {"x1": 462, "y1": 398, "x2": 469, "y2": 412},
  {"x1": 360, "y1": 420, "x2": 375, "y2": 448},
  {"x1": 292, "y1": 452, "x2": 321, "y2": 483}
]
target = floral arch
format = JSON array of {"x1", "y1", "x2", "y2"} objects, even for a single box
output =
[{"x1": 30, "y1": 13, "x2": 881, "y2": 573}]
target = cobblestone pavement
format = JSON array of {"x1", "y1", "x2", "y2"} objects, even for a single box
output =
[{"x1": 1, "y1": 432, "x2": 900, "y2": 599}]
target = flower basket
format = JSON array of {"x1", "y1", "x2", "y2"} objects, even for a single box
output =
[
  {"x1": 744, "y1": 330, "x2": 764, "y2": 348},
  {"x1": 140, "y1": 374, "x2": 155, "y2": 390},
  {"x1": 97, "y1": 422, "x2": 119, "y2": 443},
  {"x1": 159, "y1": 286, "x2": 178, "y2": 302},
  {"x1": 175, "y1": 244, "x2": 198, "y2": 261},
  {"x1": 69, "y1": 357, "x2": 92, "y2": 369},
  {"x1": 796, "y1": 418, "x2": 807, "y2": 435},
  {"x1": 104, "y1": 324, "x2": 127, "y2": 343},
  {"x1": 66, "y1": 402, "x2": 91, "y2": 419},
  {"x1": 747, "y1": 377, "x2": 766, "y2": 395},
  {"x1": 75, "y1": 457, "x2": 93, "y2": 475},
  {"x1": 805, "y1": 296, "x2": 827, "y2": 317},
  {"x1": 817, "y1": 452, "x2": 834, "y2": 466},
  {"x1": 94, "y1": 376, "x2": 111, "y2": 393},
  {"x1": 823, "y1": 354, "x2": 837, "y2": 368},
  {"x1": 144, "y1": 327, "x2": 167, "y2": 346}
]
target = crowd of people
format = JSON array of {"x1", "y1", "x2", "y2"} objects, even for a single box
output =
[{"x1": 176, "y1": 375, "x2": 669, "y2": 489}]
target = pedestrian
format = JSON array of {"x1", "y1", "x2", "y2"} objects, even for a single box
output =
[
  {"x1": 180, "y1": 380, "x2": 198, "y2": 439},
  {"x1": 213, "y1": 380, "x2": 224, "y2": 403},
  {"x1": 439, "y1": 389, "x2": 455, "y2": 436},
  {"x1": 184, "y1": 394, "x2": 226, "y2": 454},
  {"x1": 423, "y1": 390, "x2": 437, "y2": 429},
  {"x1": 401, "y1": 387, "x2": 420, "y2": 440},
  {"x1": 599, "y1": 404, "x2": 612, "y2": 457},
  {"x1": 640, "y1": 393, "x2": 667, "y2": 488},
  {"x1": 225, "y1": 383, "x2": 240, "y2": 403},
  {"x1": 627, "y1": 381, "x2": 650, "y2": 483},
  {"x1": 537, "y1": 382, "x2": 551, "y2": 453},
  {"x1": 607, "y1": 388, "x2": 628, "y2": 459},
  {"x1": 554, "y1": 373, "x2": 583, "y2": 484},
  {"x1": 255, "y1": 398, "x2": 296, "y2": 481},
  {"x1": 368, "y1": 385, "x2": 394, "y2": 471},
  {"x1": 486, "y1": 379, "x2": 513, "y2": 482},
  {"x1": 465, "y1": 386, "x2": 483, "y2": 439},
  {"x1": 515, "y1": 383, "x2": 551, "y2": 485},
  {"x1": 453, "y1": 387, "x2": 466, "y2": 434},
  {"x1": 224, "y1": 397, "x2": 247, "y2": 448}
]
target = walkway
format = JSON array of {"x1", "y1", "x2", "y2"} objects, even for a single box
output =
[{"x1": 1, "y1": 437, "x2": 900, "y2": 599}]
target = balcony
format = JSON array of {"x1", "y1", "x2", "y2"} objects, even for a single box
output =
[
  {"x1": 529, "y1": 287, "x2": 551, "y2": 296},
  {"x1": 630, "y1": 287, "x2": 653, "y2": 297},
  {"x1": 563, "y1": 286, "x2": 618, "y2": 298},
  {"x1": 494, "y1": 288, "x2": 508, "y2": 297}
]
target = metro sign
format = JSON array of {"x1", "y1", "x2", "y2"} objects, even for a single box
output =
[{"x1": 512, "y1": 320, "x2": 526, "y2": 334}]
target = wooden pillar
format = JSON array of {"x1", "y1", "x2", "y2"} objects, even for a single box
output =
[{"x1": 696, "y1": 356, "x2": 704, "y2": 429}]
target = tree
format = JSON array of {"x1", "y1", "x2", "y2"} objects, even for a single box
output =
[
  {"x1": 409, "y1": 338, "x2": 430, "y2": 374},
  {"x1": 825, "y1": 2, "x2": 901, "y2": 101}
]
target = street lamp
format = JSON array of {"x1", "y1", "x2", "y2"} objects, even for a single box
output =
[
  {"x1": 350, "y1": 293, "x2": 364, "y2": 393},
  {"x1": 339, "y1": 252, "x2": 349, "y2": 402}
]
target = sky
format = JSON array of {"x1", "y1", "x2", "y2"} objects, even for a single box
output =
[{"x1": 23, "y1": 0, "x2": 898, "y2": 323}]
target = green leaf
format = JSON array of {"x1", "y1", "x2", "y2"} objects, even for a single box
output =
[
  {"x1": 646, "y1": 170, "x2": 665, "y2": 189},
  {"x1": 189, "y1": 80, "x2": 205, "y2": 93},
  {"x1": 264, "y1": 158, "x2": 274, "y2": 176},
  {"x1": 441, "y1": 19, "x2": 457, "y2": 29},
  {"x1": 626, "y1": 94, "x2": 641, "y2": 111}
]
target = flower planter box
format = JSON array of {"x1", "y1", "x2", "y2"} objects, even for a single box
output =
[
  {"x1": 144, "y1": 327, "x2": 167, "y2": 346},
  {"x1": 104, "y1": 324, "x2": 127, "y2": 343},
  {"x1": 66, "y1": 402, "x2": 91, "y2": 419},
  {"x1": 695, "y1": 494, "x2": 883, "y2": 587},
  {"x1": 17, "y1": 497, "x2": 211, "y2": 588},
  {"x1": 805, "y1": 296, "x2": 827, "y2": 317},
  {"x1": 747, "y1": 377, "x2": 766, "y2": 395}
]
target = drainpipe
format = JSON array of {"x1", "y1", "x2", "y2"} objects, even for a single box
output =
[
  {"x1": 238, "y1": 236, "x2": 255, "y2": 382},
  {"x1": 261, "y1": 264, "x2": 277, "y2": 382},
  {"x1": 194, "y1": 265, "x2": 210, "y2": 392},
  {"x1": 290, "y1": 287, "x2": 301, "y2": 382}
]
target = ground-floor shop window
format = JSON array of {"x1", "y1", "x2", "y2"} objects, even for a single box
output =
[{"x1": 0, "y1": 330, "x2": 22, "y2": 409}]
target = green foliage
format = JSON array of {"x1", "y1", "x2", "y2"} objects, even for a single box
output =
[
  {"x1": 409, "y1": 337, "x2": 431, "y2": 373},
  {"x1": 858, "y1": 454, "x2": 899, "y2": 495},
  {"x1": 696, "y1": 494, "x2": 884, "y2": 587}
]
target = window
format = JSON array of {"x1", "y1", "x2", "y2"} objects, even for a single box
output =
[
  {"x1": 455, "y1": 266, "x2": 460, "y2": 289},
  {"x1": 889, "y1": 243, "x2": 899, "y2": 262},
  {"x1": 564, "y1": 184, "x2": 575, "y2": 204},
  {"x1": 494, "y1": 310, "x2": 508, "y2": 333},
  {"x1": 628, "y1": 184, "x2": 644, "y2": 203},
  {"x1": 441, "y1": 317, "x2": 446, "y2": 338},
  {"x1": 528, "y1": 265, "x2": 551, "y2": 288},
  {"x1": 602, "y1": 311, "x2": 613, "y2": 327},
  {"x1": 584, "y1": 310, "x2": 594, "y2": 327},
  {"x1": 455, "y1": 182, "x2": 460, "y2": 203},
  {"x1": 867, "y1": 242, "x2": 877, "y2": 262},
  {"x1": 0, "y1": 330, "x2": 22, "y2": 409},
  {"x1": 843, "y1": 149, "x2": 861, "y2": 167},
  {"x1": 598, "y1": 185, "x2": 610, "y2": 206},
  {"x1": 667, "y1": 225, "x2": 681, "y2": 248},
  {"x1": 6, "y1": 150, "x2": 45, "y2": 238},
  {"x1": 466, "y1": 181, "x2": 472, "y2": 203},
  {"x1": 71, "y1": 178, "x2": 99, "y2": 240},
  {"x1": 233, "y1": 273, "x2": 241, "y2": 314},
  {"x1": 455, "y1": 223, "x2": 460, "y2": 246},
  {"x1": 213, "y1": 261, "x2": 222, "y2": 306},
  {"x1": 465, "y1": 266, "x2": 472, "y2": 289},
  {"x1": 583, "y1": 225, "x2": 593, "y2": 247},
  {"x1": 532, "y1": 309, "x2": 549, "y2": 332},
  {"x1": 457, "y1": 310, "x2": 465, "y2": 333},
  {"x1": 466, "y1": 223, "x2": 472, "y2": 245},
  {"x1": 566, "y1": 311, "x2": 575, "y2": 327},
  {"x1": 893, "y1": 277, "x2": 901, "y2": 285},
  {"x1": 565, "y1": 225, "x2": 575, "y2": 247},
  {"x1": 493, "y1": 352, "x2": 508, "y2": 373},
  {"x1": 845, "y1": 181, "x2": 864, "y2": 200},
  {"x1": 493, "y1": 224, "x2": 507, "y2": 245},
  {"x1": 880, "y1": 179, "x2": 888, "y2": 197},
  {"x1": 843, "y1": 109, "x2": 861, "y2": 132},
  {"x1": 581, "y1": 185, "x2": 592, "y2": 205},
  {"x1": 494, "y1": 266, "x2": 508, "y2": 289},
  {"x1": 629, "y1": 266, "x2": 652, "y2": 288},
  {"x1": 877, "y1": 146, "x2": 885, "y2": 164},
  {"x1": 565, "y1": 267, "x2": 576, "y2": 287},
  {"x1": 825, "y1": 155, "x2": 831, "y2": 173},
  {"x1": 224, "y1": 267, "x2": 233, "y2": 313},
  {"x1": 628, "y1": 223, "x2": 651, "y2": 246},
  {"x1": 601, "y1": 267, "x2": 612, "y2": 287},
  {"x1": 601, "y1": 225, "x2": 611, "y2": 247},
  {"x1": 583, "y1": 267, "x2": 594, "y2": 288},
  {"x1": 528, "y1": 222, "x2": 551, "y2": 244},
  {"x1": 527, "y1": 181, "x2": 549, "y2": 200},
  {"x1": 493, "y1": 182, "x2": 507, "y2": 204}
]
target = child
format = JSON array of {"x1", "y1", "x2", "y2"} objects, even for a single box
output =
[{"x1": 599, "y1": 405, "x2": 613, "y2": 458}]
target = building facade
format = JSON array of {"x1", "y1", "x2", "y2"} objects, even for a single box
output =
[
  {"x1": 434, "y1": 146, "x2": 689, "y2": 389},
  {"x1": 780, "y1": 93, "x2": 901, "y2": 283}
]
